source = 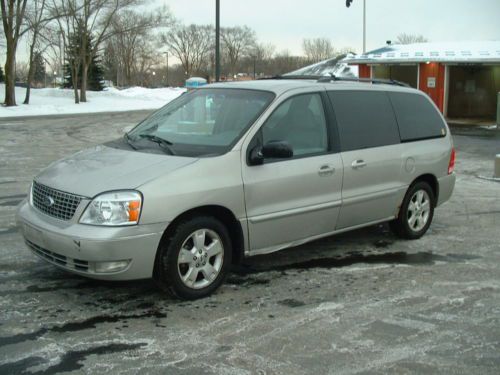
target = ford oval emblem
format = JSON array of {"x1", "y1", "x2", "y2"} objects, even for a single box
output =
[{"x1": 43, "y1": 195, "x2": 55, "y2": 208}]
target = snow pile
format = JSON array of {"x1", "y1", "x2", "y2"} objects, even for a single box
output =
[{"x1": 0, "y1": 84, "x2": 186, "y2": 118}]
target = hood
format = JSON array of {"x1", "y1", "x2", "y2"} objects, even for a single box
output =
[{"x1": 35, "y1": 144, "x2": 198, "y2": 197}]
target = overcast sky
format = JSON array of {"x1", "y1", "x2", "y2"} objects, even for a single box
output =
[
  {"x1": 8, "y1": 0, "x2": 500, "y2": 65},
  {"x1": 160, "y1": 0, "x2": 500, "y2": 54}
]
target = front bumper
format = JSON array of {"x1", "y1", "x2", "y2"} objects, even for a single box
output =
[{"x1": 16, "y1": 200, "x2": 167, "y2": 280}]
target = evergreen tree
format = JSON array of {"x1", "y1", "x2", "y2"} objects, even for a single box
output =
[
  {"x1": 0, "y1": 66, "x2": 4, "y2": 83},
  {"x1": 63, "y1": 31, "x2": 104, "y2": 91},
  {"x1": 88, "y1": 53, "x2": 105, "y2": 91},
  {"x1": 33, "y1": 51, "x2": 45, "y2": 85}
]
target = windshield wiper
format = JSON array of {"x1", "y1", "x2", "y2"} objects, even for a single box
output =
[
  {"x1": 123, "y1": 133, "x2": 137, "y2": 150},
  {"x1": 138, "y1": 134, "x2": 176, "y2": 155}
]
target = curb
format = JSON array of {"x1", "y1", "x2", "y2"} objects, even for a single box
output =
[{"x1": 0, "y1": 109, "x2": 155, "y2": 122}]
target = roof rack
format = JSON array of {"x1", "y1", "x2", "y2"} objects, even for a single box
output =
[
  {"x1": 258, "y1": 74, "x2": 321, "y2": 80},
  {"x1": 317, "y1": 74, "x2": 410, "y2": 87}
]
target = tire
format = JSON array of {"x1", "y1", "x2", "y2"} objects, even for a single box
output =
[
  {"x1": 154, "y1": 216, "x2": 232, "y2": 300},
  {"x1": 390, "y1": 181, "x2": 435, "y2": 240}
]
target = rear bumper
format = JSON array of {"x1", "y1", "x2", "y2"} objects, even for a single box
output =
[
  {"x1": 16, "y1": 200, "x2": 167, "y2": 280},
  {"x1": 437, "y1": 173, "x2": 456, "y2": 206}
]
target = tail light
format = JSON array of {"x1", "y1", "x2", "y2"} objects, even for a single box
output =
[{"x1": 448, "y1": 148, "x2": 456, "y2": 174}]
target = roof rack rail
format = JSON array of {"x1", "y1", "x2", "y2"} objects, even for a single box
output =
[
  {"x1": 317, "y1": 74, "x2": 410, "y2": 87},
  {"x1": 258, "y1": 74, "x2": 321, "y2": 80}
]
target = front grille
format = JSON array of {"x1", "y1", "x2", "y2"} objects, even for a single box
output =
[
  {"x1": 26, "y1": 240, "x2": 90, "y2": 272},
  {"x1": 32, "y1": 181, "x2": 83, "y2": 221}
]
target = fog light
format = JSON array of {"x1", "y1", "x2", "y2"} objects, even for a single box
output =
[{"x1": 95, "y1": 260, "x2": 130, "y2": 273}]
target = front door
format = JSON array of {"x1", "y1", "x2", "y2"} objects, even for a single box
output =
[{"x1": 242, "y1": 91, "x2": 343, "y2": 253}]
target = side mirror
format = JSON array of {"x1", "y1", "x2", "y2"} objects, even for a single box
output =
[
  {"x1": 262, "y1": 140, "x2": 293, "y2": 159},
  {"x1": 249, "y1": 140, "x2": 293, "y2": 165}
]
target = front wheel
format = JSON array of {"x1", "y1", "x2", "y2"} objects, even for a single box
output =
[
  {"x1": 154, "y1": 216, "x2": 232, "y2": 300},
  {"x1": 390, "y1": 181, "x2": 435, "y2": 239}
]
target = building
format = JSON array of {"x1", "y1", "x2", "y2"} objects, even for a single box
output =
[{"x1": 343, "y1": 41, "x2": 500, "y2": 121}]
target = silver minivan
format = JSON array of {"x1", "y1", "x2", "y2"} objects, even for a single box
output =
[{"x1": 16, "y1": 78, "x2": 456, "y2": 299}]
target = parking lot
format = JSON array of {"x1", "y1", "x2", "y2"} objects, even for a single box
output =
[{"x1": 0, "y1": 112, "x2": 499, "y2": 374}]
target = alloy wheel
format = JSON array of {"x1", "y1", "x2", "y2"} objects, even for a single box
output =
[
  {"x1": 407, "y1": 189, "x2": 431, "y2": 232},
  {"x1": 177, "y1": 229, "x2": 224, "y2": 289}
]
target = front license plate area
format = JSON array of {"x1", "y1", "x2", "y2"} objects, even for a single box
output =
[{"x1": 23, "y1": 223, "x2": 45, "y2": 247}]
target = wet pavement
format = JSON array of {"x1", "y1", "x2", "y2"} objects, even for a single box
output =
[{"x1": 0, "y1": 112, "x2": 499, "y2": 374}]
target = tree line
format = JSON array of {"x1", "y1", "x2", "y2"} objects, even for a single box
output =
[{"x1": 1, "y1": 0, "x2": 428, "y2": 107}]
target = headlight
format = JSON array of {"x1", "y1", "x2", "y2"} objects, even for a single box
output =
[{"x1": 80, "y1": 191, "x2": 142, "y2": 226}]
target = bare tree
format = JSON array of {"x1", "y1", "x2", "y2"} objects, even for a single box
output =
[
  {"x1": 268, "y1": 49, "x2": 307, "y2": 76},
  {"x1": 15, "y1": 59, "x2": 28, "y2": 81},
  {"x1": 162, "y1": 23, "x2": 213, "y2": 78},
  {"x1": 107, "y1": 7, "x2": 171, "y2": 86},
  {"x1": 221, "y1": 25, "x2": 256, "y2": 78},
  {"x1": 0, "y1": 0, "x2": 28, "y2": 106},
  {"x1": 302, "y1": 38, "x2": 335, "y2": 63},
  {"x1": 50, "y1": 0, "x2": 84, "y2": 103},
  {"x1": 79, "y1": 0, "x2": 130, "y2": 102},
  {"x1": 395, "y1": 33, "x2": 428, "y2": 45},
  {"x1": 50, "y1": 0, "x2": 141, "y2": 102},
  {"x1": 23, "y1": 0, "x2": 58, "y2": 104},
  {"x1": 249, "y1": 42, "x2": 274, "y2": 78}
]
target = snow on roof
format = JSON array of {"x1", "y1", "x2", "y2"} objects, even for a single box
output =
[
  {"x1": 285, "y1": 54, "x2": 359, "y2": 77},
  {"x1": 186, "y1": 77, "x2": 207, "y2": 83},
  {"x1": 344, "y1": 41, "x2": 500, "y2": 64}
]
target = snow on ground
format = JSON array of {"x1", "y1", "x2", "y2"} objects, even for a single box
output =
[{"x1": 0, "y1": 84, "x2": 186, "y2": 118}]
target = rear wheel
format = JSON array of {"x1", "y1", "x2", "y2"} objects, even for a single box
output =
[
  {"x1": 154, "y1": 216, "x2": 232, "y2": 299},
  {"x1": 390, "y1": 181, "x2": 435, "y2": 239}
]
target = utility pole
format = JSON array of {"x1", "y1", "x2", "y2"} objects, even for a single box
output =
[{"x1": 215, "y1": 0, "x2": 220, "y2": 82}]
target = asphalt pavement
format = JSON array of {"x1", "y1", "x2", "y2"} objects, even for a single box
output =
[{"x1": 0, "y1": 112, "x2": 499, "y2": 374}]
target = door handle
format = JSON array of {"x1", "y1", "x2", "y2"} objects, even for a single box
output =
[
  {"x1": 351, "y1": 159, "x2": 367, "y2": 169},
  {"x1": 318, "y1": 164, "x2": 335, "y2": 176}
]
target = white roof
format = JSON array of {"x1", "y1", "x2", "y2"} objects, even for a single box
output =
[{"x1": 344, "y1": 41, "x2": 500, "y2": 64}]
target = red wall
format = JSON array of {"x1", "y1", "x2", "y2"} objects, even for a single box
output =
[
  {"x1": 418, "y1": 62, "x2": 445, "y2": 112},
  {"x1": 358, "y1": 64, "x2": 371, "y2": 79}
]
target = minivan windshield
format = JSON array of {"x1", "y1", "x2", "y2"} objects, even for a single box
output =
[{"x1": 128, "y1": 88, "x2": 275, "y2": 157}]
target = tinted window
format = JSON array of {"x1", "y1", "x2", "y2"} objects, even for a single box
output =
[
  {"x1": 328, "y1": 91, "x2": 400, "y2": 151},
  {"x1": 389, "y1": 92, "x2": 446, "y2": 142},
  {"x1": 260, "y1": 93, "x2": 328, "y2": 157}
]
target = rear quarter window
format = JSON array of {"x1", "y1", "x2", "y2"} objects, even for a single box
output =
[
  {"x1": 388, "y1": 92, "x2": 446, "y2": 142},
  {"x1": 327, "y1": 90, "x2": 400, "y2": 151}
]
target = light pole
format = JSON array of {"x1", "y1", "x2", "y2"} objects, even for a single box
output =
[
  {"x1": 215, "y1": 0, "x2": 220, "y2": 82},
  {"x1": 59, "y1": 30, "x2": 65, "y2": 84},
  {"x1": 116, "y1": 62, "x2": 119, "y2": 87},
  {"x1": 362, "y1": 0, "x2": 366, "y2": 53},
  {"x1": 253, "y1": 55, "x2": 256, "y2": 80},
  {"x1": 346, "y1": 0, "x2": 366, "y2": 54},
  {"x1": 163, "y1": 51, "x2": 172, "y2": 87}
]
